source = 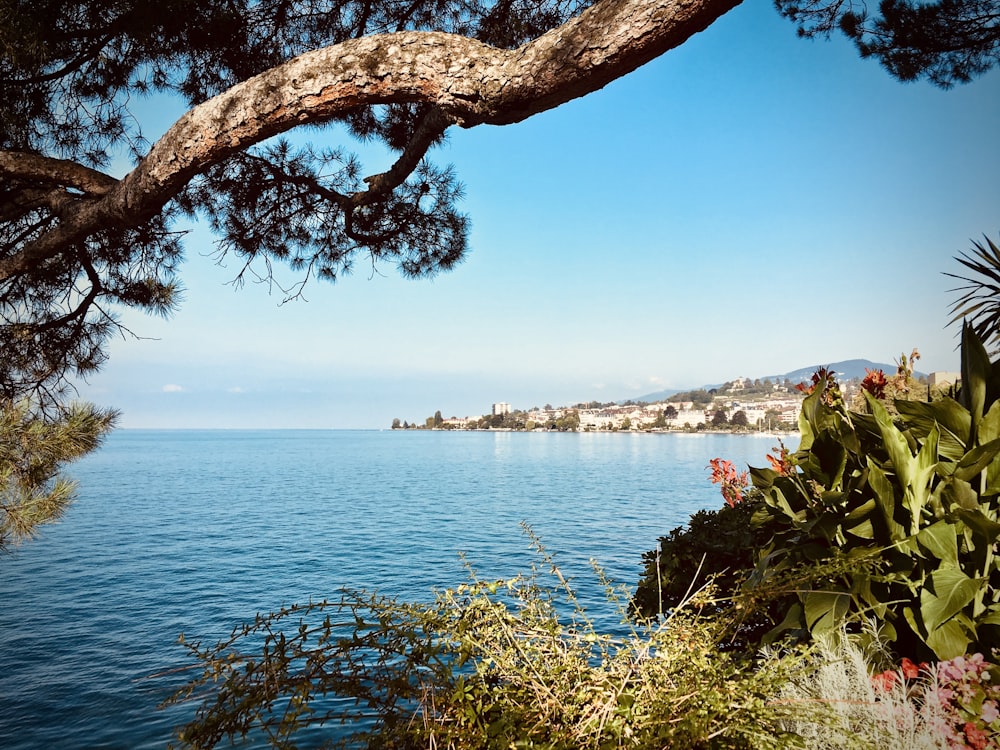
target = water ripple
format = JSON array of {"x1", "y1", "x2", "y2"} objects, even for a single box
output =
[{"x1": 0, "y1": 429, "x2": 785, "y2": 748}]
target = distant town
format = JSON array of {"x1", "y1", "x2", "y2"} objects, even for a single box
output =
[{"x1": 391, "y1": 367, "x2": 962, "y2": 433}]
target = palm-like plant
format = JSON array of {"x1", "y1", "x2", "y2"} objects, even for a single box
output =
[{"x1": 947, "y1": 234, "x2": 1000, "y2": 353}]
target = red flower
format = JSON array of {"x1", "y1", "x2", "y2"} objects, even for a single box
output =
[
  {"x1": 900, "y1": 657, "x2": 928, "y2": 680},
  {"x1": 765, "y1": 447, "x2": 793, "y2": 477},
  {"x1": 796, "y1": 368, "x2": 840, "y2": 405},
  {"x1": 861, "y1": 368, "x2": 888, "y2": 400},
  {"x1": 708, "y1": 458, "x2": 749, "y2": 508},
  {"x1": 871, "y1": 670, "x2": 898, "y2": 692},
  {"x1": 964, "y1": 721, "x2": 989, "y2": 750}
]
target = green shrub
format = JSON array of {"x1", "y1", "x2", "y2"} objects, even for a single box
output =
[
  {"x1": 632, "y1": 497, "x2": 782, "y2": 651},
  {"x1": 636, "y1": 325, "x2": 1000, "y2": 662},
  {"x1": 748, "y1": 323, "x2": 1000, "y2": 660}
]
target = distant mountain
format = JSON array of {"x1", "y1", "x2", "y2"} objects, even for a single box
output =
[
  {"x1": 766, "y1": 359, "x2": 925, "y2": 383},
  {"x1": 632, "y1": 359, "x2": 924, "y2": 403}
]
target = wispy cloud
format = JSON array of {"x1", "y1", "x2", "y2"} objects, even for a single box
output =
[
  {"x1": 227, "y1": 386, "x2": 247, "y2": 393},
  {"x1": 162, "y1": 384, "x2": 185, "y2": 393}
]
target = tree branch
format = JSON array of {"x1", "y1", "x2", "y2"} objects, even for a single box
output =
[
  {"x1": 0, "y1": 152, "x2": 119, "y2": 196},
  {"x1": 0, "y1": 188, "x2": 54, "y2": 223},
  {"x1": 0, "y1": 0, "x2": 741, "y2": 281},
  {"x1": 353, "y1": 106, "x2": 450, "y2": 206}
]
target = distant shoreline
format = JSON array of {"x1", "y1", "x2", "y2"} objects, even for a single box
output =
[{"x1": 392, "y1": 428, "x2": 800, "y2": 437}]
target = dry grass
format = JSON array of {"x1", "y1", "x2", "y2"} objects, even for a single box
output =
[{"x1": 771, "y1": 625, "x2": 950, "y2": 749}]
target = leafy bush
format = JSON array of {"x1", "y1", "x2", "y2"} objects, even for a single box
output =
[
  {"x1": 749, "y1": 323, "x2": 1000, "y2": 660},
  {"x1": 636, "y1": 325, "x2": 1000, "y2": 662},
  {"x1": 632, "y1": 496, "x2": 780, "y2": 650}
]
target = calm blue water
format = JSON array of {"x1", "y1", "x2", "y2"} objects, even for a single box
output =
[{"x1": 0, "y1": 429, "x2": 788, "y2": 748}]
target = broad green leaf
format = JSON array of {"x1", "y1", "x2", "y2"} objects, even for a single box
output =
[
  {"x1": 929, "y1": 482, "x2": 947, "y2": 520},
  {"x1": 925, "y1": 618, "x2": 972, "y2": 660},
  {"x1": 953, "y1": 508, "x2": 1000, "y2": 544},
  {"x1": 804, "y1": 590, "x2": 850, "y2": 636},
  {"x1": 851, "y1": 411, "x2": 883, "y2": 447},
  {"x1": 915, "y1": 520, "x2": 958, "y2": 566},
  {"x1": 989, "y1": 459, "x2": 1000, "y2": 497},
  {"x1": 939, "y1": 428, "x2": 973, "y2": 468},
  {"x1": 750, "y1": 507, "x2": 772, "y2": 528},
  {"x1": 842, "y1": 498, "x2": 876, "y2": 539},
  {"x1": 763, "y1": 602, "x2": 804, "y2": 645},
  {"x1": 766, "y1": 487, "x2": 806, "y2": 525},
  {"x1": 962, "y1": 322, "x2": 990, "y2": 437},
  {"x1": 819, "y1": 490, "x2": 846, "y2": 507},
  {"x1": 901, "y1": 534, "x2": 921, "y2": 558},
  {"x1": 748, "y1": 465, "x2": 778, "y2": 488},
  {"x1": 850, "y1": 573, "x2": 885, "y2": 616},
  {"x1": 920, "y1": 567, "x2": 985, "y2": 633},
  {"x1": 799, "y1": 541, "x2": 834, "y2": 562},
  {"x1": 846, "y1": 518, "x2": 875, "y2": 540},
  {"x1": 909, "y1": 425, "x2": 940, "y2": 521},
  {"x1": 797, "y1": 390, "x2": 822, "y2": 448},
  {"x1": 902, "y1": 605, "x2": 925, "y2": 639},
  {"x1": 844, "y1": 497, "x2": 876, "y2": 523},
  {"x1": 812, "y1": 431, "x2": 848, "y2": 490},
  {"x1": 809, "y1": 514, "x2": 845, "y2": 543},
  {"x1": 868, "y1": 460, "x2": 907, "y2": 541},
  {"x1": 896, "y1": 398, "x2": 971, "y2": 451},
  {"x1": 869, "y1": 396, "x2": 938, "y2": 534},
  {"x1": 940, "y1": 476, "x2": 979, "y2": 512},
  {"x1": 954, "y1": 437, "x2": 1000, "y2": 483},
  {"x1": 979, "y1": 400, "x2": 1000, "y2": 444},
  {"x1": 867, "y1": 394, "x2": 917, "y2": 485},
  {"x1": 983, "y1": 402, "x2": 1000, "y2": 493}
]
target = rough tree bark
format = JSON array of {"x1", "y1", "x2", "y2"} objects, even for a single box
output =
[{"x1": 0, "y1": 0, "x2": 741, "y2": 281}]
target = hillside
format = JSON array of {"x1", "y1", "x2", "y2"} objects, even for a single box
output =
[
  {"x1": 768, "y1": 359, "x2": 926, "y2": 383},
  {"x1": 633, "y1": 359, "x2": 921, "y2": 403}
]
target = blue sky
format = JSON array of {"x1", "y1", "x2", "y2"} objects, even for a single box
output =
[{"x1": 77, "y1": 2, "x2": 1000, "y2": 429}]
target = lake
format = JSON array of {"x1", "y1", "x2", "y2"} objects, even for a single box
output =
[{"x1": 0, "y1": 429, "x2": 791, "y2": 748}]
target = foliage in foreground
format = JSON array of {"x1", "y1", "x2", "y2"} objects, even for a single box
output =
[
  {"x1": 166, "y1": 248, "x2": 1000, "y2": 746},
  {"x1": 752, "y1": 323, "x2": 1000, "y2": 660},
  {"x1": 638, "y1": 324, "x2": 1000, "y2": 662},
  {"x1": 168, "y1": 532, "x2": 1000, "y2": 749},
  {"x1": 0, "y1": 399, "x2": 117, "y2": 550},
  {"x1": 631, "y1": 497, "x2": 778, "y2": 650},
  {"x1": 168, "y1": 530, "x2": 818, "y2": 749}
]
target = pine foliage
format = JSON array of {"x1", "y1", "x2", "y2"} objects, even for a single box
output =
[
  {"x1": 775, "y1": 0, "x2": 1000, "y2": 87},
  {"x1": 0, "y1": 0, "x2": 592, "y2": 403},
  {"x1": 0, "y1": 399, "x2": 118, "y2": 550}
]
